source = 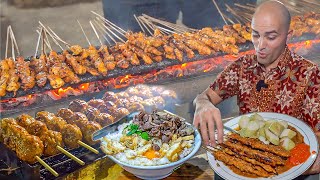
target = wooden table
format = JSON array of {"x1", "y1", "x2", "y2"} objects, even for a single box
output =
[{"x1": 63, "y1": 149, "x2": 214, "y2": 180}]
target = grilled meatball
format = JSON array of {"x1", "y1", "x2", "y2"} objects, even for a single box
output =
[
  {"x1": 16, "y1": 114, "x2": 49, "y2": 137},
  {"x1": 73, "y1": 112, "x2": 89, "y2": 128},
  {"x1": 127, "y1": 102, "x2": 145, "y2": 112},
  {"x1": 113, "y1": 107, "x2": 130, "y2": 120},
  {"x1": 40, "y1": 130, "x2": 64, "y2": 156},
  {"x1": 116, "y1": 98, "x2": 130, "y2": 108},
  {"x1": 96, "y1": 113, "x2": 114, "y2": 126},
  {"x1": 102, "y1": 91, "x2": 118, "y2": 102},
  {"x1": 81, "y1": 121, "x2": 102, "y2": 145},
  {"x1": 61, "y1": 124, "x2": 82, "y2": 149},
  {"x1": 69, "y1": 99, "x2": 88, "y2": 112},
  {"x1": 126, "y1": 86, "x2": 140, "y2": 96},
  {"x1": 85, "y1": 107, "x2": 101, "y2": 122},
  {"x1": 57, "y1": 108, "x2": 75, "y2": 124},
  {"x1": 127, "y1": 95, "x2": 143, "y2": 103},
  {"x1": 87, "y1": 99, "x2": 105, "y2": 108},
  {"x1": 116, "y1": 91, "x2": 129, "y2": 99},
  {"x1": 36, "y1": 111, "x2": 67, "y2": 132}
]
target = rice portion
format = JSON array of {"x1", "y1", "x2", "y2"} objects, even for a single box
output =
[{"x1": 101, "y1": 120, "x2": 195, "y2": 166}]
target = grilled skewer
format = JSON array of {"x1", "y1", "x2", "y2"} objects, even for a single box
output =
[
  {"x1": 16, "y1": 114, "x2": 84, "y2": 165},
  {"x1": 0, "y1": 118, "x2": 59, "y2": 177}
]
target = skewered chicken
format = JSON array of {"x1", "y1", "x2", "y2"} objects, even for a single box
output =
[
  {"x1": 15, "y1": 56, "x2": 36, "y2": 90},
  {"x1": 30, "y1": 54, "x2": 48, "y2": 87},
  {"x1": 5, "y1": 58, "x2": 20, "y2": 96}
]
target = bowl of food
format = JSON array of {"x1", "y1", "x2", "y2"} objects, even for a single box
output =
[{"x1": 99, "y1": 110, "x2": 201, "y2": 179}]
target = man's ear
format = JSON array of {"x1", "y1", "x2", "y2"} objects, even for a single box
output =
[{"x1": 287, "y1": 30, "x2": 293, "y2": 42}]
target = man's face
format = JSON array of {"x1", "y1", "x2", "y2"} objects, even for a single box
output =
[{"x1": 251, "y1": 13, "x2": 289, "y2": 67}]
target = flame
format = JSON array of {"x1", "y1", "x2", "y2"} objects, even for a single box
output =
[{"x1": 79, "y1": 83, "x2": 90, "y2": 91}]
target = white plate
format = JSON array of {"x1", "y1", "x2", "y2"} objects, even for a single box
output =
[{"x1": 207, "y1": 112, "x2": 319, "y2": 180}]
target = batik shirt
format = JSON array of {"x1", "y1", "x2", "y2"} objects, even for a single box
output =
[{"x1": 210, "y1": 46, "x2": 320, "y2": 132}]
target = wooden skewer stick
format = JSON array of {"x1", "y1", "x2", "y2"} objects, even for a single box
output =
[
  {"x1": 95, "y1": 18, "x2": 125, "y2": 43},
  {"x1": 134, "y1": 14, "x2": 146, "y2": 34},
  {"x1": 212, "y1": 0, "x2": 228, "y2": 25},
  {"x1": 91, "y1": 11, "x2": 126, "y2": 34},
  {"x1": 137, "y1": 16, "x2": 153, "y2": 35},
  {"x1": 36, "y1": 29, "x2": 52, "y2": 53},
  {"x1": 45, "y1": 26, "x2": 71, "y2": 48},
  {"x1": 77, "y1": 141, "x2": 99, "y2": 154},
  {"x1": 89, "y1": 20, "x2": 103, "y2": 46},
  {"x1": 34, "y1": 27, "x2": 43, "y2": 58},
  {"x1": 93, "y1": 19, "x2": 118, "y2": 44},
  {"x1": 142, "y1": 15, "x2": 186, "y2": 33},
  {"x1": 92, "y1": 19, "x2": 111, "y2": 46},
  {"x1": 8, "y1": 26, "x2": 20, "y2": 56},
  {"x1": 44, "y1": 27, "x2": 64, "y2": 51},
  {"x1": 35, "y1": 156, "x2": 59, "y2": 177},
  {"x1": 77, "y1": 20, "x2": 92, "y2": 46},
  {"x1": 8, "y1": 27, "x2": 15, "y2": 60},
  {"x1": 56, "y1": 146, "x2": 85, "y2": 165},
  {"x1": 5, "y1": 26, "x2": 10, "y2": 59}
]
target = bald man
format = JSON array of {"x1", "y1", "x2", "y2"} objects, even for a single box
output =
[{"x1": 193, "y1": 0, "x2": 320, "y2": 175}]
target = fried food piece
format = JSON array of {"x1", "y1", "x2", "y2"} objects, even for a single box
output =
[
  {"x1": 222, "y1": 141, "x2": 285, "y2": 167},
  {"x1": 36, "y1": 111, "x2": 67, "y2": 132},
  {"x1": 228, "y1": 133, "x2": 290, "y2": 158},
  {"x1": 61, "y1": 124, "x2": 82, "y2": 148},
  {"x1": 15, "y1": 56, "x2": 36, "y2": 90},
  {"x1": 213, "y1": 150, "x2": 271, "y2": 177},
  {"x1": 69, "y1": 99, "x2": 89, "y2": 112}
]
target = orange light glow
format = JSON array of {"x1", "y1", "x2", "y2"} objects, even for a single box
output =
[{"x1": 79, "y1": 83, "x2": 90, "y2": 91}]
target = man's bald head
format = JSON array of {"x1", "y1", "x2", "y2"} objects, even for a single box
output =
[{"x1": 253, "y1": 1, "x2": 291, "y2": 31}]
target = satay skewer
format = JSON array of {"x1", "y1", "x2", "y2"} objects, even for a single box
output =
[
  {"x1": 137, "y1": 16, "x2": 153, "y2": 35},
  {"x1": 134, "y1": 14, "x2": 146, "y2": 34},
  {"x1": 94, "y1": 18, "x2": 122, "y2": 44},
  {"x1": 91, "y1": 11, "x2": 126, "y2": 34},
  {"x1": 89, "y1": 20, "x2": 103, "y2": 46},
  {"x1": 8, "y1": 26, "x2": 20, "y2": 57},
  {"x1": 35, "y1": 156, "x2": 59, "y2": 177},
  {"x1": 77, "y1": 20, "x2": 92, "y2": 46},
  {"x1": 92, "y1": 19, "x2": 111, "y2": 46},
  {"x1": 211, "y1": 0, "x2": 228, "y2": 25},
  {"x1": 95, "y1": 18, "x2": 126, "y2": 43}
]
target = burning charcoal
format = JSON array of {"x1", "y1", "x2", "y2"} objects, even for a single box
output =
[
  {"x1": 84, "y1": 107, "x2": 101, "y2": 122},
  {"x1": 87, "y1": 99, "x2": 105, "y2": 108},
  {"x1": 69, "y1": 99, "x2": 88, "y2": 112},
  {"x1": 116, "y1": 91, "x2": 129, "y2": 99}
]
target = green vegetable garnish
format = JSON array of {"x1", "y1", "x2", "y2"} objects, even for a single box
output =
[{"x1": 125, "y1": 124, "x2": 150, "y2": 140}]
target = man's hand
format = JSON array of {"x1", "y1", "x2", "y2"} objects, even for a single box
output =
[{"x1": 193, "y1": 101, "x2": 224, "y2": 146}]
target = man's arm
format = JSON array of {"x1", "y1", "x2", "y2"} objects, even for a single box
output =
[{"x1": 193, "y1": 87, "x2": 224, "y2": 146}]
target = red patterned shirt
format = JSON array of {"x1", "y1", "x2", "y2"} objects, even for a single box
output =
[{"x1": 210, "y1": 46, "x2": 320, "y2": 131}]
